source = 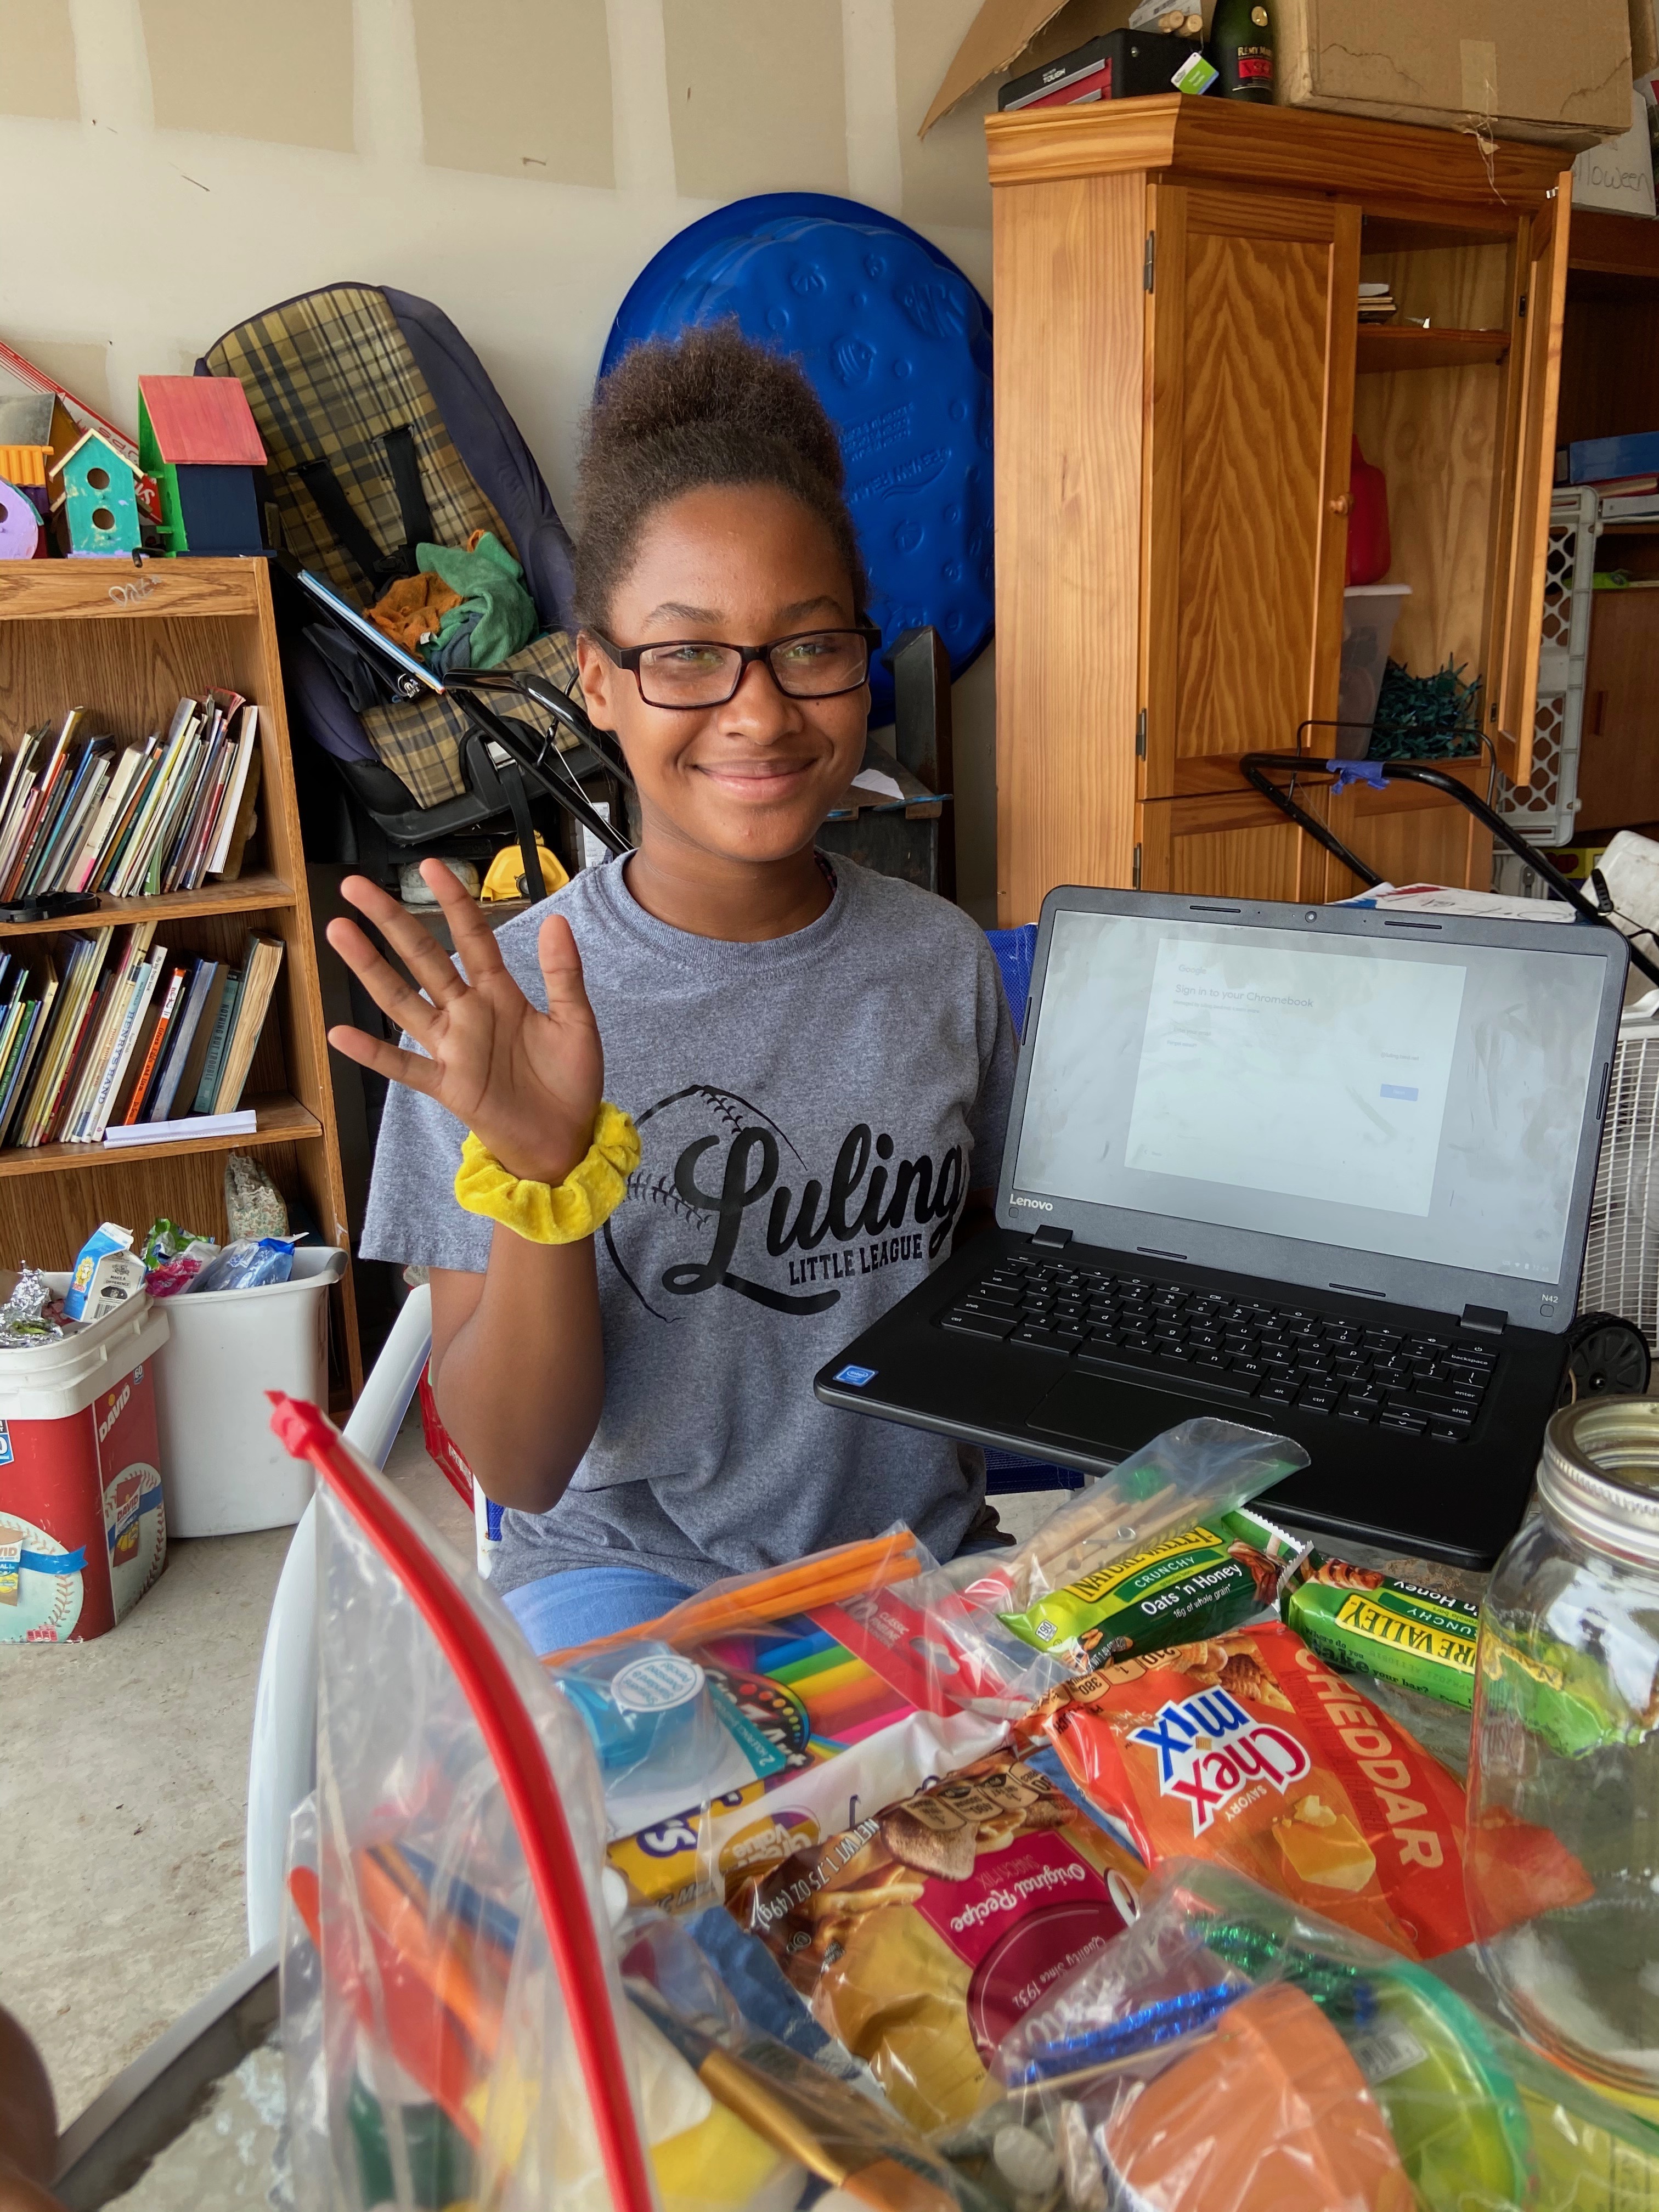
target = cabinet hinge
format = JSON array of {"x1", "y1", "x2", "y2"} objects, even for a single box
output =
[
  {"x1": 1517, "y1": 291, "x2": 1528, "y2": 318},
  {"x1": 1143, "y1": 232, "x2": 1155, "y2": 292},
  {"x1": 1135, "y1": 708, "x2": 1147, "y2": 759},
  {"x1": 1132, "y1": 843, "x2": 1143, "y2": 890}
]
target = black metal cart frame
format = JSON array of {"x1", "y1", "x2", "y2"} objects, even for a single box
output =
[{"x1": 1238, "y1": 747, "x2": 1659, "y2": 992}]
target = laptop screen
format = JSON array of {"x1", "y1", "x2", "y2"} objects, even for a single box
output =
[{"x1": 1009, "y1": 909, "x2": 1611, "y2": 1291}]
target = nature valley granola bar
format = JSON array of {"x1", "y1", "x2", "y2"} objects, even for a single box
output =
[
  {"x1": 997, "y1": 1506, "x2": 1306, "y2": 1668},
  {"x1": 1284, "y1": 1551, "x2": 1480, "y2": 1710}
]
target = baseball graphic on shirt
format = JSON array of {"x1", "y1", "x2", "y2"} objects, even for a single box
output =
[{"x1": 605, "y1": 1083, "x2": 965, "y2": 1322}]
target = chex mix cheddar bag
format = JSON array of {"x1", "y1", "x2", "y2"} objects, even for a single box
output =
[{"x1": 1036, "y1": 1622, "x2": 1590, "y2": 1962}]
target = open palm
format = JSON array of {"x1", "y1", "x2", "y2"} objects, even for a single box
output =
[{"x1": 325, "y1": 858, "x2": 603, "y2": 1188}]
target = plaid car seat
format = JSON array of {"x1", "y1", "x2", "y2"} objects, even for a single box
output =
[{"x1": 198, "y1": 284, "x2": 580, "y2": 812}]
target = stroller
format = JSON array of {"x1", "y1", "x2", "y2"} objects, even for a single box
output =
[{"x1": 198, "y1": 282, "x2": 627, "y2": 896}]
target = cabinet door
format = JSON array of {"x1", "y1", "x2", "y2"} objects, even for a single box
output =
[
  {"x1": 1141, "y1": 183, "x2": 1361, "y2": 833},
  {"x1": 1488, "y1": 183, "x2": 1572, "y2": 786}
]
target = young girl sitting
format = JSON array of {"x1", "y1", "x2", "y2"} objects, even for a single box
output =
[{"x1": 331, "y1": 325, "x2": 1015, "y2": 1656}]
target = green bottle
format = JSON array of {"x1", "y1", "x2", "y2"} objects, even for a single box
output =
[{"x1": 1209, "y1": 0, "x2": 1275, "y2": 100}]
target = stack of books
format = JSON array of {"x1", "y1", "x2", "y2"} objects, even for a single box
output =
[
  {"x1": 1593, "y1": 473, "x2": 1659, "y2": 522},
  {"x1": 0, "y1": 693, "x2": 261, "y2": 907},
  {"x1": 1358, "y1": 283, "x2": 1397, "y2": 324},
  {"x1": 0, "y1": 923, "x2": 284, "y2": 1149}
]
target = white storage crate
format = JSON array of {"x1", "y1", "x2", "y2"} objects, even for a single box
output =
[{"x1": 1496, "y1": 486, "x2": 1600, "y2": 855}]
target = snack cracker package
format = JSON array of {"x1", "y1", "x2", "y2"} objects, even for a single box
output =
[
  {"x1": 1039, "y1": 1622, "x2": 1589, "y2": 1962},
  {"x1": 731, "y1": 1747, "x2": 1145, "y2": 2132},
  {"x1": 997, "y1": 1507, "x2": 1305, "y2": 1668}
]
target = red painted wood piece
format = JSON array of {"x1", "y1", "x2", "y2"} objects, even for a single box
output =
[{"x1": 137, "y1": 375, "x2": 267, "y2": 466}]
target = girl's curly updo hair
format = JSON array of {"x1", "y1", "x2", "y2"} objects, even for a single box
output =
[{"x1": 573, "y1": 323, "x2": 868, "y2": 631}]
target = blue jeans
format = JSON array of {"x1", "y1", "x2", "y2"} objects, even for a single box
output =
[
  {"x1": 505, "y1": 1531, "x2": 1012, "y2": 1659},
  {"x1": 504, "y1": 1565, "x2": 693, "y2": 1656}
]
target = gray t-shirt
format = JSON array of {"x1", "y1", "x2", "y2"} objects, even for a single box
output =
[{"x1": 362, "y1": 857, "x2": 1016, "y2": 1593}]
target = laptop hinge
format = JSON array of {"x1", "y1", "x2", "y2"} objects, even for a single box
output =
[
  {"x1": 1460, "y1": 1303, "x2": 1508, "y2": 1335},
  {"x1": 1030, "y1": 1224, "x2": 1073, "y2": 1251}
]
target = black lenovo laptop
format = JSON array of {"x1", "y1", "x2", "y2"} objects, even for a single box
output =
[{"x1": 816, "y1": 888, "x2": 1629, "y2": 1567}]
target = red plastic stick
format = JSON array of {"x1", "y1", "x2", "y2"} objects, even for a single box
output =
[{"x1": 268, "y1": 1392, "x2": 656, "y2": 2212}]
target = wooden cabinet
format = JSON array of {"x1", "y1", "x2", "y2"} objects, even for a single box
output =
[{"x1": 989, "y1": 98, "x2": 1572, "y2": 922}]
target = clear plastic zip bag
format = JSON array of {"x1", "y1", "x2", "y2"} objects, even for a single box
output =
[
  {"x1": 272, "y1": 1393, "x2": 653, "y2": 2212},
  {"x1": 271, "y1": 1395, "x2": 990, "y2": 2212}
]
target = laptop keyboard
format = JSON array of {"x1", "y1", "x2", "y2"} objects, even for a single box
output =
[{"x1": 939, "y1": 1254, "x2": 1497, "y2": 1442}]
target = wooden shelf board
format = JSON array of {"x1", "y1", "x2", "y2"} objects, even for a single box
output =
[
  {"x1": 1356, "y1": 325, "x2": 1509, "y2": 373},
  {"x1": 0, "y1": 872, "x2": 296, "y2": 938},
  {"x1": 1567, "y1": 210, "x2": 1659, "y2": 288},
  {"x1": 1597, "y1": 520, "x2": 1659, "y2": 535},
  {"x1": 0, "y1": 1092, "x2": 321, "y2": 1177},
  {"x1": 0, "y1": 557, "x2": 266, "y2": 621}
]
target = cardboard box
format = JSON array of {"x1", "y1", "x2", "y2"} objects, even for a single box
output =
[
  {"x1": 1634, "y1": 0, "x2": 1659, "y2": 84},
  {"x1": 1272, "y1": 0, "x2": 1630, "y2": 151},
  {"x1": 924, "y1": 0, "x2": 1632, "y2": 148},
  {"x1": 1573, "y1": 88, "x2": 1657, "y2": 213}
]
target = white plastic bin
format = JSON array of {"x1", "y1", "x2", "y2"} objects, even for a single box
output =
[
  {"x1": 1335, "y1": 584, "x2": 1412, "y2": 756},
  {"x1": 151, "y1": 1248, "x2": 348, "y2": 1537}
]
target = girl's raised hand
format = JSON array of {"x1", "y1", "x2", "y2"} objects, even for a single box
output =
[{"x1": 325, "y1": 859, "x2": 603, "y2": 1187}]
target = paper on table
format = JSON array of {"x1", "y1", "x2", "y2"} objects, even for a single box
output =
[
  {"x1": 1338, "y1": 882, "x2": 1576, "y2": 923},
  {"x1": 849, "y1": 768, "x2": 904, "y2": 803}
]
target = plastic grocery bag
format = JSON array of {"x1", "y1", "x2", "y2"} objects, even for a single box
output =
[
  {"x1": 953, "y1": 1858, "x2": 1659, "y2": 2212},
  {"x1": 271, "y1": 1394, "x2": 655, "y2": 2212}
]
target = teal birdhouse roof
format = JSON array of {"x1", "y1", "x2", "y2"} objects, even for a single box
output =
[{"x1": 52, "y1": 428, "x2": 137, "y2": 484}]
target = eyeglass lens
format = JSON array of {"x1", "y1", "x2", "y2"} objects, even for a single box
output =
[{"x1": 635, "y1": 631, "x2": 869, "y2": 707}]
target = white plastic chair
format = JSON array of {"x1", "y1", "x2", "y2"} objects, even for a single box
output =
[{"x1": 244, "y1": 1284, "x2": 433, "y2": 1952}]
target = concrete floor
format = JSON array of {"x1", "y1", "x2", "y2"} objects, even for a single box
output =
[{"x1": 0, "y1": 1408, "x2": 472, "y2": 2133}]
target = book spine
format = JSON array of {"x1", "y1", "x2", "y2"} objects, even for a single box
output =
[
  {"x1": 122, "y1": 966, "x2": 184, "y2": 1125},
  {"x1": 0, "y1": 1001, "x2": 43, "y2": 1143},
  {"x1": 213, "y1": 938, "x2": 283, "y2": 1113},
  {"x1": 83, "y1": 955, "x2": 160, "y2": 1141},
  {"x1": 193, "y1": 970, "x2": 241, "y2": 1113}
]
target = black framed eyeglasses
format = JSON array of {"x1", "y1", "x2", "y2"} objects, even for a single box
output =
[{"x1": 586, "y1": 625, "x2": 882, "y2": 710}]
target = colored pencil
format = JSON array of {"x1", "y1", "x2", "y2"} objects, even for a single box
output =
[{"x1": 550, "y1": 1532, "x2": 924, "y2": 1665}]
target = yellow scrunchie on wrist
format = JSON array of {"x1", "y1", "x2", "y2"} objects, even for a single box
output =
[{"x1": 453, "y1": 1102, "x2": 641, "y2": 1243}]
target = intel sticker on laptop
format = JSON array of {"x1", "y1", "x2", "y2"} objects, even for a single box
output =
[{"x1": 835, "y1": 1364, "x2": 877, "y2": 1387}]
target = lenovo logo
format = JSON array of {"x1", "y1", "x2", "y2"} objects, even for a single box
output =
[{"x1": 1010, "y1": 1195, "x2": 1053, "y2": 1212}]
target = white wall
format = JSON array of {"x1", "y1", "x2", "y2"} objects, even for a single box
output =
[{"x1": 0, "y1": 0, "x2": 1005, "y2": 916}]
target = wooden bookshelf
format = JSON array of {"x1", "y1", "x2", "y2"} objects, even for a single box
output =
[{"x1": 0, "y1": 555, "x2": 361, "y2": 1395}]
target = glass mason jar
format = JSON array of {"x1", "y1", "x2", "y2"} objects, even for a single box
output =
[{"x1": 1467, "y1": 1396, "x2": 1659, "y2": 2097}]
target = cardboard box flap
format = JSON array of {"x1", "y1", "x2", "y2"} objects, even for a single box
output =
[{"x1": 922, "y1": 0, "x2": 1092, "y2": 136}]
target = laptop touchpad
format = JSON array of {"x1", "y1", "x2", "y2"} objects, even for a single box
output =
[{"x1": 1028, "y1": 1369, "x2": 1183, "y2": 1456}]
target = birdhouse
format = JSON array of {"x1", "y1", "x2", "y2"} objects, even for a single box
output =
[
  {"x1": 48, "y1": 431, "x2": 142, "y2": 557},
  {"x1": 0, "y1": 392, "x2": 76, "y2": 526},
  {"x1": 137, "y1": 375, "x2": 266, "y2": 556},
  {"x1": 0, "y1": 479, "x2": 42, "y2": 560}
]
